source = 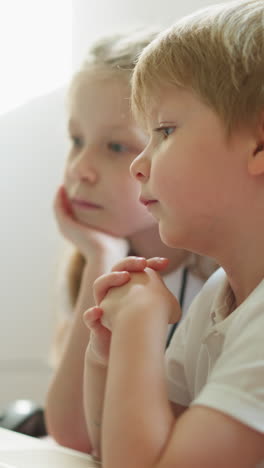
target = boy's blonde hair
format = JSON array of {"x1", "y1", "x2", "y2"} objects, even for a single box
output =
[
  {"x1": 132, "y1": 0, "x2": 264, "y2": 133},
  {"x1": 65, "y1": 29, "x2": 218, "y2": 309}
]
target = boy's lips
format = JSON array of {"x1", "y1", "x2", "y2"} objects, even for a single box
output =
[
  {"x1": 139, "y1": 196, "x2": 158, "y2": 207},
  {"x1": 71, "y1": 198, "x2": 103, "y2": 209}
]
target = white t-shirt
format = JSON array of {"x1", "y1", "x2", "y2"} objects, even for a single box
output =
[{"x1": 166, "y1": 268, "x2": 264, "y2": 467}]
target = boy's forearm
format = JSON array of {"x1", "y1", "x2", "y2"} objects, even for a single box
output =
[
  {"x1": 45, "y1": 263, "x2": 106, "y2": 452},
  {"x1": 102, "y1": 307, "x2": 175, "y2": 468},
  {"x1": 84, "y1": 353, "x2": 108, "y2": 459}
]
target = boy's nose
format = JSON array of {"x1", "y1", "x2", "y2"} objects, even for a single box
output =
[{"x1": 130, "y1": 151, "x2": 150, "y2": 182}]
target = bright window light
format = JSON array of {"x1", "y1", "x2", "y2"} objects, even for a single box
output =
[{"x1": 0, "y1": 0, "x2": 72, "y2": 115}]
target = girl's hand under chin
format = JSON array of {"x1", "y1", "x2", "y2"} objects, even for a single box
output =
[{"x1": 53, "y1": 185, "x2": 129, "y2": 262}]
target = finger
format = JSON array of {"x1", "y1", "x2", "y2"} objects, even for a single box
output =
[
  {"x1": 111, "y1": 256, "x2": 147, "y2": 272},
  {"x1": 93, "y1": 271, "x2": 130, "y2": 305},
  {"x1": 59, "y1": 185, "x2": 74, "y2": 216},
  {"x1": 54, "y1": 187, "x2": 84, "y2": 238},
  {"x1": 54, "y1": 187, "x2": 68, "y2": 220},
  {"x1": 83, "y1": 307, "x2": 111, "y2": 335},
  {"x1": 83, "y1": 306, "x2": 103, "y2": 328},
  {"x1": 54, "y1": 186, "x2": 71, "y2": 218},
  {"x1": 145, "y1": 257, "x2": 169, "y2": 271}
]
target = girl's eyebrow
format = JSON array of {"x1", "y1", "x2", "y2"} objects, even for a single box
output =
[
  {"x1": 101, "y1": 123, "x2": 130, "y2": 131},
  {"x1": 68, "y1": 119, "x2": 78, "y2": 133},
  {"x1": 68, "y1": 120, "x2": 128, "y2": 132},
  {"x1": 68, "y1": 120, "x2": 84, "y2": 138}
]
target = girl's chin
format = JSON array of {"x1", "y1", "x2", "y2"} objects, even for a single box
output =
[
  {"x1": 74, "y1": 211, "x2": 156, "y2": 239},
  {"x1": 75, "y1": 216, "x2": 121, "y2": 237}
]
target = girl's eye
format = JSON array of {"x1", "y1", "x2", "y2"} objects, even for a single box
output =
[
  {"x1": 70, "y1": 135, "x2": 83, "y2": 148},
  {"x1": 108, "y1": 142, "x2": 129, "y2": 153}
]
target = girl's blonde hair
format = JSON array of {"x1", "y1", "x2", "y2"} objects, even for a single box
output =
[
  {"x1": 68, "y1": 28, "x2": 160, "y2": 98},
  {"x1": 132, "y1": 0, "x2": 264, "y2": 133}
]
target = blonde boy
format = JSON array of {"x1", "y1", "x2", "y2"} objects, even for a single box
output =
[{"x1": 83, "y1": 1, "x2": 264, "y2": 467}]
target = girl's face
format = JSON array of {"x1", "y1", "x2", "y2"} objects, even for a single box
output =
[{"x1": 64, "y1": 73, "x2": 156, "y2": 237}]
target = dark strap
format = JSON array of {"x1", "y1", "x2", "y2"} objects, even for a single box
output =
[{"x1": 165, "y1": 266, "x2": 189, "y2": 349}]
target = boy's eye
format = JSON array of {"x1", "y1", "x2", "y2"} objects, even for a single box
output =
[
  {"x1": 155, "y1": 126, "x2": 176, "y2": 138},
  {"x1": 108, "y1": 142, "x2": 129, "y2": 153}
]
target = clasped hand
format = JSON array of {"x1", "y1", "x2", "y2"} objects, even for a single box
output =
[{"x1": 84, "y1": 257, "x2": 182, "y2": 364}]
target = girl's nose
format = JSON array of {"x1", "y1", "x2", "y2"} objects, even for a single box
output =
[
  {"x1": 68, "y1": 149, "x2": 98, "y2": 184},
  {"x1": 130, "y1": 151, "x2": 150, "y2": 183}
]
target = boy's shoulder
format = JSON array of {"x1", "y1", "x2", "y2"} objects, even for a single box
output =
[
  {"x1": 183, "y1": 267, "x2": 264, "y2": 348},
  {"x1": 188, "y1": 267, "x2": 264, "y2": 325}
]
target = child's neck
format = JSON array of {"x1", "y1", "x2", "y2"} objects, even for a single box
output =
[
  {"x1": 212, "y1": 227, "x2": 264, "y2": 308},
  {"x1": 128, "y1": 225, "x2": 189, "y2": 274},
  {"x1": 222, "y1": 252, "x2": 264, "y2": 309}
]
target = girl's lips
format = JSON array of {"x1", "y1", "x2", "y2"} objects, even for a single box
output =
[{"x1": 71, "y1": 198, "x2": 103, "y2": 209}]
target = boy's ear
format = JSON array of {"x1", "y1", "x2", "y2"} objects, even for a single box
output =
[
  {"x1": 248, "y1": 143, "x2": 264, "y2": 176},
  {"x1": 248, "y1": 111, "x2": 264, "y2": 176}
]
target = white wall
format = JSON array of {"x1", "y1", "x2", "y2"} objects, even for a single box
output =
[
  {"x1": 72, "y1": 0, "x2": 231, "y2": 69},
  {"x1": 0, "y1": 0, "x2": 232, "y2": 409},
  {"x1": 0, "y1": 89, "x2": 67, "y2": 406}
]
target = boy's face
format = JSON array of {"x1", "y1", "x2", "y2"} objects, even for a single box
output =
[
  {"x1": 64, "y1": 74, "x2": 156, "y2": 237},
  {"x1": 131, "y1": 86, "x2": 252, "y2": 255}
]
